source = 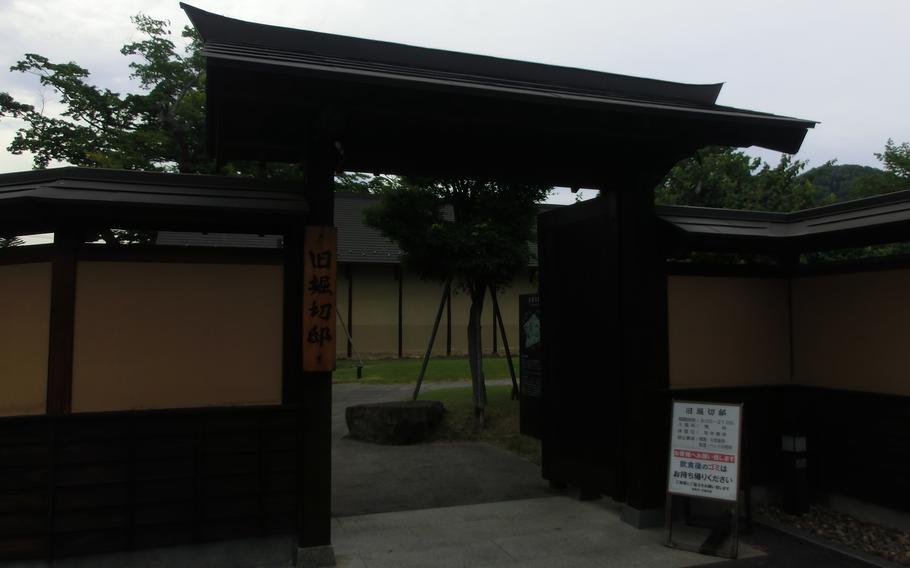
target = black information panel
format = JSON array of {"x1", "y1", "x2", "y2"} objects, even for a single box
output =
[{"x1": 519, "y1": 293, "x2": 543, "y2": 439}]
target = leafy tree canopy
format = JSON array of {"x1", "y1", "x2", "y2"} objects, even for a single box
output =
[
  {"x1": 1, "y1": 15, "x2": 207, "y2": 173},
  {"x1": 365, "y1": 178, "x2": 548, "y2": 291},
  {"x1": 364, "y1": 177, "x2": 550, "y2": 421},
  {"x1": 801, "y1": 163, "x2": 883, "y2": 201},
  {"x1": 656, "y1": 146, "x2": 835, "y2": 212},
  {"x1": 848, "y1": 139, "x2": 910, "y2": 199}
]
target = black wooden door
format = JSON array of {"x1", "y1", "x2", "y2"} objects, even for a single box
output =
[{"x1": 536, "y1": 195, "x2": 625, "y2": 498}]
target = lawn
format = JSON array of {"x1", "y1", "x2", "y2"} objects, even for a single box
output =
[
  {"x1": 333, "y1": 356, "x2": 517, "y2": 383},
  {"x1": 417, "y1": 384, "x2": 541, "y2": 464}
]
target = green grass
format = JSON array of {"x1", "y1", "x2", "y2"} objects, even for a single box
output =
[
  {"x1": 417, "y1": 385, "x2": 541, "y2": 464},
  {"x1": 333, "y1": 356, "x2": 517, "y2": 384}
]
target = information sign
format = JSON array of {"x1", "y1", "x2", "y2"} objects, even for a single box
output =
[
  {"x1": 302, "y1": 226, "x2": 337, "y2": 372},
  {"x1": 667, "y1": 401, "x2": 742, "y2": 503}
]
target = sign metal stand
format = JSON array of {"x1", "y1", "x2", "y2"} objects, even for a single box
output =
[{"x1": 665, "y1": 400, "x2": 744, "y2": 560}]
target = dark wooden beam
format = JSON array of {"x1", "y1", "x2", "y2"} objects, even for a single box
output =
[
  {"x1": 346, "y1": 264, "x2": 353, "y2": 359},
  {"x1": 0, "y1": 244, "x2": 53, "y2": 266},
  {"x1": 46, "y1": 228, "x2": 79, "y2": 415},
  {"x1": 297, "y1": 134, "x2": 337, "y2": 554},
  {"x1": 614, "y1": 177, "x2": 672, "y2": 513},
  {"x1": 282, "y1": 227, "x2": 304, "y2": 404},
  {"x1": 396, "y1": 266, "x2": 403, "y2": 359},
  {"x1": 491, "y1": 294, "x2": 498, "y2": 355},
  {"x1": 446, "y1": 285, "x2": 452, "y2": 357}
]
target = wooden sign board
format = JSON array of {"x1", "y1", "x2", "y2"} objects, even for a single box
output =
[{"x1": 302, "y1": 226, "x2": 337, "y2": 372}]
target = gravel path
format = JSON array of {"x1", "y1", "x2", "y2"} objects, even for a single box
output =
[{"x1": 759, "y1": 505, "x2": 910, "y2": 566}]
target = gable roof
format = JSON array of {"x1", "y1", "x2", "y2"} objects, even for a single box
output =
[{"x1": 183, "y1": 4, "x2": 815, "y2": 186}]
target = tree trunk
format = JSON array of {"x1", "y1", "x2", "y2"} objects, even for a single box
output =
[{"x1": 467, "y1": 283, "x2": 488, "y2": 426}]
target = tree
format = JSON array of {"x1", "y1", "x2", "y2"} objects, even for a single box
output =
[
  {"x1": 364, "y1": 178, "x2": 549, "y2": 423},
  {"x1": 334, "y1": 172, "x2": 399, "y2": 194},
  {"x1": 878, "y1": 139, "x2": 910, "y2": 180},
  {"x1": 1, "y1": 15, "x2": 207, "y2": 173},
  {"x1": 0, "y1": 236, "x2": 24, "y2": 248},
  {"x1": 655, "y1": 146, "x2": 834, "y2": 212},
  {"x1": 801, "y1": 163, "x2": 883, "y2": 201},
  {"x1": 848, "y1": 139, "x2": 910, "y2": 199}
]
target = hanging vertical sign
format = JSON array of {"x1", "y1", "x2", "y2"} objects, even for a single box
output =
[
  {"x1": 668, "y1": 400, "x2": 742, "y2": 502},
  {"x1": 302, "y1": 226, "x2": 337, "y2": 372}
]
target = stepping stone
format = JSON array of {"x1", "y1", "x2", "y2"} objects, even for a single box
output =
[{"x1": 345, "y1": 400, "x2": 445, "y2": 445}]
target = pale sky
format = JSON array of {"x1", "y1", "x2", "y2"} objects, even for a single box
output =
[{"x1": 1, "y1": 0, "x2": 907, "y2": 204}]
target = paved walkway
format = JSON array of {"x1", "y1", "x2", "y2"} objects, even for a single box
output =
[
  {"x1": 331, "y1": 496, "x2": 765, "y2": 568},
  {"x1": 329, "y1": 383, "x2": 875, "y2": 568},
  {"x1": 332, "y1": 381, "x2": 548, "y2": 517}
]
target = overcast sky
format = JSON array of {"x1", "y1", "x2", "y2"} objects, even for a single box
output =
[{"x1": 1, "y1": 0, "x2": 907, "y2": 203}]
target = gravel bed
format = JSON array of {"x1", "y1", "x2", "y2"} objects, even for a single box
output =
[{"x1": 759, "y1": 505, "x2": 910, "y2": 566}]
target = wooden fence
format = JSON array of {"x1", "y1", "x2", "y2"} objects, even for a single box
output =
[{"x1": 0, "y1": 405, "x2": 299, "y2": 560}]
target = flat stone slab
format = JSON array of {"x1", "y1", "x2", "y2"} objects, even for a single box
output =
[{"x1": 345, "y1": 400, "x2": 444, "y2": 445}]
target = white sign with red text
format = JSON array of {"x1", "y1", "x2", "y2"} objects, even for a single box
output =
[{"x1": 668, "y1": 401, "x2": 742, "y2": 502}]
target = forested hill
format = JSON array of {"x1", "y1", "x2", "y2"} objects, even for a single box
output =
[{"x1": 801, "y1": 163, "x2": 888, "y2": 201}]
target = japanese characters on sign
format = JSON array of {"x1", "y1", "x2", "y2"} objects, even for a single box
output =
[
  {"x1": 302, "y1": 226, "x2": 337, "y2": 372},
  {"x1": 668, "y1": 401, "x2": 742, "y2": 502}
]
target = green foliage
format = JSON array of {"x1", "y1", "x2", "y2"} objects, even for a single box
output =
[
  {"x1": 417, "y1": 385, "x2": 540, "y2": 464},
  {"x1": 656, "y1": 147, "x2": 834, "y2": 212},
  {"x1": 801, "y1": 163, "x2": 883, "y2": 201},
  {"x1": 0, "y1": 236, "x2": 24, "y2": 248},
  {"x1": 802, "y1": 242, "x2": 910, "y2": 264},
  {"x1": 1, "y1": 15, "x2": 208, "y2": 173},
  {"x1": 848, "y1": 139, "x2": 910, "y2": 199},
  {"x1": 364, "y1": 178, "x2": 547, "y2": 422},
  {"x1": 334, "y1": 172, "x2": 399, "y2": 193},
  {"x1": 364, "y1": 178, "x2": 549, "y2": 292},
  {"x1": 878, "y1": 139, "x2": 910, "y2": 180}
]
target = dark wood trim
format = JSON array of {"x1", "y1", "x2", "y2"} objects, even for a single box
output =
[
  {"x1": 665, "y1": 261, "x2": 785, "y2": 278},
  {"x1": 781, "y1": 253, "x2": 798, "y2": 384},
  {"x1": 78, "y1": 244, "x2": 283, "y2": 265},
  {"x1": 346, "y1": 264, "x2": 353, "y2": 359},
  {"x1": 396, "y1": 265, "x2": 403, "y2": 359},
  {"x1": 45, "y1": 229, "x2": 78, "y2": 415},
  {"x1": 282, "y1": 227, "x2": 304, "y2": 404},
  {"x1": 446, "y1": 285, "x2": 452, "y2": 356},
  {"x1": 0, "y1": 244, "x2": 54, "y2": 265},
  {"x1": 491, "y1": 290, "x2": 498, "y2": 354}
]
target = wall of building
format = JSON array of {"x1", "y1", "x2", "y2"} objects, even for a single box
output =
[
  {"x1": 338, "y1": 262, "x2": 536, "y2": 358},
  {"x1": 347, "y1": 263, "x2": 399, "y2": 357},
  {"x1": 401, "y1": 271, "x2": 450, "y2": 357},
  {"x1": 667, "y1": 276, "x2": 791, "y2": 389},
  {"x1": 793, "y1": 270, "x2": 910, "y2": 396},
  {"x1": 71, "y1": 261, "x2": 283, "y2": 412},
  {"x1": 0, "y1": 262, "x2": 51, "y2": 416}
]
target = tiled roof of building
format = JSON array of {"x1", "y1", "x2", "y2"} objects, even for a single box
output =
[{"x1": 155, "y1": 191, "x2": 545, "y2": 266}]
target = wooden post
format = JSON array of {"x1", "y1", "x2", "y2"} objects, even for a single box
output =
[
  {"x1": 296, "y1": 135, "x2": 336, "y2": 564},
  {"x1": 412, "y1": 279, "x2": 451, "y2": 401},
  {"x1": 46, "y1": 228, "x2": 79, "y2": 415},
  {"x1": 397, "y1": 266, "x2": 403, "y2": 358},
  {"x1": 615, "y1": 177, "x2": 672, "y2": 517},
  {"x1": 346, "y1": 264, "x2": 353, "y2": 359},
  {"x1": 489, "y1": 285, "x2": 519, "y2": 399},
  {"x1": 445, "y1": 286, "x2": 452, "y2": 356}
]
